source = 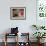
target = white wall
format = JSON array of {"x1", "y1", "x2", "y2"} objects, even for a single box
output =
[{"x1": 0, "y1": 0, "x2": 37, "y2": 42}]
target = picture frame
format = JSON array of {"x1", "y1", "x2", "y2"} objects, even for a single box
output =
[
  {"x1": 10, "y1": 7, "x2": 26, "y2": 20},
  {"x1": 37, "y1": 0, "x2": 46, "y2": 19}
]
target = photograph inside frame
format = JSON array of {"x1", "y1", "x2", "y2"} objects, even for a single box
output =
[{"x1": 10, "y1": 7, "x2": 26, "y2": 20}]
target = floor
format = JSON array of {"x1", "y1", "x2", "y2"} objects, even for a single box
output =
[{"x1": 0, "y1": 42, "x2": 46, "y2": 46}]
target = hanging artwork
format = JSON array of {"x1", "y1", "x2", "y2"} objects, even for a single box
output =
[
  {"x1": 37, "y1": 0, "x2": 46, "y2": 18},
  {"x1": 10, "y1": 7, "x2": 26, "y2": 20}
]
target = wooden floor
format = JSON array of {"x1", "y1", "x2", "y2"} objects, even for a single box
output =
[{"x1": 0, "y1": 42, "x2": 46, "y2": 46}]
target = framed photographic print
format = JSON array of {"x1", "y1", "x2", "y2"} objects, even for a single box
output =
[
  {"x1": 10, "y1": 7, "x2": 26, "y2": 20},
  {"x1": 37, "y1": 0, "x2": 46, "y2": 19}
]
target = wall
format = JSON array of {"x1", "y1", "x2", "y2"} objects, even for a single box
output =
[{"x1": 0, "y1": 0, "x2": 36, "y2": 42}]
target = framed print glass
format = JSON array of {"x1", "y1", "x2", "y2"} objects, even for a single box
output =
[
  {"x1": 10, "y1": 7, "x2": 26, "y2": 20},
  {"x1": 37, "y1": 0, "x2": 46, "y2": 18}
]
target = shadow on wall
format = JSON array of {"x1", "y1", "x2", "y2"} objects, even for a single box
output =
[{"x1": 2, "y1": 28, "x2": 11, "y2": 34}]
